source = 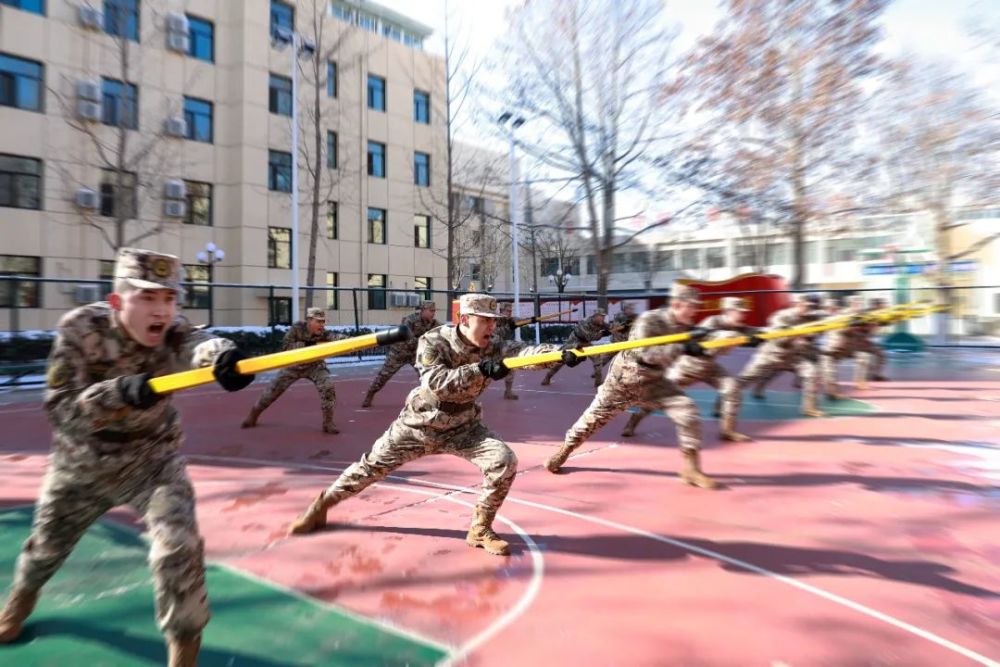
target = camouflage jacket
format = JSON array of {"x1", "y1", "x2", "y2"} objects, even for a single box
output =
[
  {"x1": 394, "y1": 311, "x2": 441, "y2": 358},
  {"x1": 281, "y1": 321, "x2": 347, "y2": 372},
  {"x1": 610, "y1": 311, "x2": 638, "y2": 342},
  {"x1": 44, "y1": 302, "x2": 233, "y2": 459},
  {"x1": 821, "y1": 311, "x2": 866, "y2": 355},
  {"x1": 765, "y1": 307, "x2": 823, "y2": 356},
  {"x1": 399, "y1": 325, "x2": 556, "y2": 433},
  {"x1": 494, "y1": 316, "x2": 518, "y2": 342},
  {"x1": 566, "y1": 315, "x2": 611, "y2": 348},
  {"x1": 697, "y1": 313, "x2": 755, "y2": 333},
  {"x1": 611, "y1": 308, "x2": 690, "y2": 375}
]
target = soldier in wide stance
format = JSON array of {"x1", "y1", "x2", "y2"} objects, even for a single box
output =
[
  {"x1": 541, "y1": 309, "x2": 611, "y2": 388},
  {"x1": 0, "y1": 249, "x2": 254, "y2": 667},
  {"x1": 362, "y1": 300, "x2": 440, "y2": 407},
  {"x1": 288, "y1": 294, "x2": 558, "y2": 556},
  {"x1": 492, "y1": 301, "x2": 542, "y2": 400},
  {"x1": 241, "y1": 307, "x2": 348, "y2": 433}
]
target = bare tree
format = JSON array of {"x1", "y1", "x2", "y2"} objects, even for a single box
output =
[{"x1": 678, "y1": 0, "x2": 889, "y2": 288}]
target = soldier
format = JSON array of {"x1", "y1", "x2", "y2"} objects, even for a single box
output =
[
  {"x1": 621, "y1": 296, "x2": 756, "y2": 442},
  {"x1": 362, "y1": 300, "x2": 440, "y2": 407},
  {"x1": 541, "y1": 308, "x2": 610, "y2": 388},
  {"x1": 0, "y1": 249, "x2": 254, "y2": 667},
  {"x1": 738, "y1": 293, "x2": 826, "y2": 417},
  {"x1": 545, "y1": 286, "x2": 719, "y2": 489},
  {"x1": 819, "y1": 295, "x2": 868, "y2": 399},
  {"x1": 287, "y1": 294, "x2": 558, "y2": 556},
  {"x1": 493, "y1": 302, "x2": 540, "y2": 400},
  {"x1": 610, "y1": 302, "x2": 638, "y2": 343},
  {"x1": 858, "y1": 297, "x2": 889, "y2": 383},
  {"x1": 241, "y1": 307, "x2": 348, "y2": 433}
]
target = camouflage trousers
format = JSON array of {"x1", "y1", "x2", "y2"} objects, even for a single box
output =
[
  {"x1": 739, "y1": 348, "x2": 818, "y2": 404},
  {"x1": 319, "y1": 420, "x2": 517, "y2": 522},
  {"x1": 627, "y1": 361, "x2": 742, "y2": 430},
  {"x1": 254, "y1": 364, "x2": 335, "y2": 418},
  {"x1": 366, "y1": 351, "x2": 417, "y2": 397},
  {"x1": 563, "y1": 365, "x2": 702, "y2": 453},
  {"x1": 14, "y1": 450, "x2": 208, "y2": 641},
  {"x1": 542, "y1": 354, "x2": 603, "y2": 385},
  {"x1": 854, "y1": 338, "x2": 886, "y2": 380},
  {"x1": 819, "y1": 350, "x2": 852, "y2": 394}
]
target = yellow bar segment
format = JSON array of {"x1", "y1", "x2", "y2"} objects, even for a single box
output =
[{"x1": 503, "y1": 331, "x2": 692, "y2": 369}]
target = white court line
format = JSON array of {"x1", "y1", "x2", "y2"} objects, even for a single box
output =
[{"x1": 189, "y1": 454, "x2": 1000, "y2": 667}]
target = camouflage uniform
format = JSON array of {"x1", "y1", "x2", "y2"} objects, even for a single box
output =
[
  {"x1": 242, "y1": 308, "x2": 348, "y2": 432},
  {"x1": 819, "y1": 298, "x2": 867, "y2": 398},
  {"x1": 289, "y1": 294, "x2": 558, "y2": 556},
  {"x1": 856, "y1": 300, "x2": 889, "y2": 382},
  {"x1": 738, "y1": 298, "x2": 825, "y2": 416},
  {"x1": 493, "y1": 314, "x2": 527, "y2": 399},
  {"x1": 541, "y1": 310, "x2": 610, "y2": 387},
  {"x1": 547, "y1": 287, "x2": 718, "y2": 489},
  {"x1": 362, "y1": 302, "x2": 440, "y2": 406},
  {"x1": 0, "y1": 249, "x2": 245, "y2": 661}
]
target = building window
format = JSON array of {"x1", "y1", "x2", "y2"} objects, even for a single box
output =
[
  {"x1": 540, "y1": 257, "x2": 559, "y2": 276},
  {"x1": 183, "y1": 264, "x2": 211, "y2": 309},
  {"x1": 586, "y1": 255, "x2": 596, "y2": 275},
  {"x1": 735, "y1": 243, "x2": 759, "y2": 267},
  {"x1": 367, "y1": 273, "x2": 387, "y2": 310},
  {"x1": 326, "y1": 201, "x2": 338, "y2": 239},
  {"x1": 269, "y1": 296, "x2": 292, "y2": 325},
  {"x1": 367, "y1": 141, "x2": 386, "y2": 177},
  {"x1": 414, "y1": 214, "x2": 431, "y2": 248},
  {"x1": 656, "y1": 247, "x2": 676, "y2": 271},
  {"x1": 0, "y1": 0, "x2": 45, "y2": 16},
  {"x1": 101, "y1": 77, "x2": 138, "y2": 129},
  {"x1": 184, "y1": 180, "x2": 212, "y2": 226},
  {"x1": 413, "y1": 90, "x2": 429, "y2": 123},
  {"x1": 98, "y1": 259, "x2": 115, "y2": 281},
  {"x1": 414, "y1": 276, "x2": 432, "y2": 300},
  {"x1": 358, "y1": 13, "x2": 377, "y2": 32},
  {"x1": 706, "y1": 246, "x2": 726, "y2": 269},
  {"x1": 367, "y1": 74, "x2": 385, "y2": 111},
  {"x1": 270, "y1": 0, "x2": 293, "y2": 38},
  {"x1": 268, "y1": 150, "x2": 292, "y2": 192},
  {"x1": 183, "y1": 96, "x2": 213, "y2": 143},
  {"x1": 469, "y1": 263, "x2": 481, "y2": 282},
  {"x1": 326, "y1": 61, "x2": 337, "y2": 98},
  {"x1": 629, "y1": 251, "x2": 648, "y2": 273},
  {"x1": 326, "y1": 271, "x2": 338, "y2": 310},
  {"x1": 187, "y1": 15, "x2": 214, "y2": 62},
  {"x1": 0, "y1": 154, "x2": 42, "y2": 210},
  {"x1": 0, "y1": 53, "x2": 44, "y2": 112},
  {"x1": 326, "y1": 131, "x2": 337, "y2": 169},
  {"x1": 268, "y1": 227, "x2": 291, "y2": 268},
  {"x1": 765, "y1": 242, "x2": 788, "y2": 265},
  {"x1": 104, "y1": 0, "x2": 139, "y2": 41},
  {"x1": 99, "y1": 168, "x2": 136, "y2": 218},
  {"x1": 681, "y1": 247, "x2": 700, "y2": 270},
  {"x1": 414, "y1": 151, "x2": 430, "y2": 186},
  {"x1": 268, "y1": 73, "x2": 292, "y2": 116},
  {"x1": 0, "y1": 255, "x2": 41, "y2": 308},
  {"x1": 368, "y1": 207, "x2": 386, "y2": 244}
]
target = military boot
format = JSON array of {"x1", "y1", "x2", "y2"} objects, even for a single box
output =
[
  {"x1": 711, "y1": 396, "x2": 722, "y2": 418},
  {"x1": 321, "y1": 409, "x2": 339, "y2": 434},
  {"x1": 870, "y1": 374, "x2": 888, "y2": 382},
  {"x1": 288, "y1": 493, "x2": 333, "y2": 535},
  {"x1": 0, "y1": 587, "x2": 38, "y2": 643},
  {"x1": 545, "y1": 443, "x2": 575, "y2": 473},
  {"x1": 719, "y1": 412, "x2": 751, "y2": 443},
  {"x1": 621, "y1": 412, "x2": 643, "y2": 438},
  {"x1": 825, "y1": 390, "x2": 848, "y2": 401},
  {"x1": 540, "y1": 368, "x2": 555, "y2": 386},
  {"x1": 361, "y1": 391, "x2": 375, "y2": 408},
  {"x1": 751, "y1": 388, "x2": 766, "y2": 400},
  {"x1": 678, "y1": 449, "x2": 719, "y2": 489},
  {"x1": 241, "y1": 405, "x2": 263, "y2": 429},
  {"x1": 503, "y1": 379, "x2": 519, "y2": 400},
  {"x1": 167, "y1": 635, "x2": 201, "y2": 667},
  {"x1": 466, "y1": 508, "x2": 510, "y2": 556},
  {"x1": 801, "y1": 394, "x2": 826, "y2": 418}
]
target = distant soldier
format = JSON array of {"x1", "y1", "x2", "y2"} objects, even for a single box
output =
[
  {"x1": 541, "y1": 309, "x2": 611, "y2": 388},
  {"x1": 0, "y1": 249, "x2": 255, "y2": 667},
  {"x1": 492, "y1": 302, "x2": 541, "y2": 400},
  {"x1": 858, "y1": 297, "x2": 890, "y2": 383},
  {"x1": 546, "y1": 286, "x2": 719, "y2": 489},
  {"x1": 241, "y1": 307, "x2": 348, "y2": 433},
  {"x1": 362, "y1": 300, "x2": 440, "y2": 407},
  {"x1": 819, "y1": 295, "x2": 868, "y2": 399},
  {"x1": 288, "y1": 294, "x2": 559, "y2": 556},
  {"x1": 610, "y1": 302, "x2": 638, "y2": 343}
]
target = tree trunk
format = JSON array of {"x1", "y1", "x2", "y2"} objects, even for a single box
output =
[
  {"x1": 305, "y1": 53, "x2": 322, "y2": 310},
  {"x1": 933, "y1": 208, "x2": 952, "y2": 342}
]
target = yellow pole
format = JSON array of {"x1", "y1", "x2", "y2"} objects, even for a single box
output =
[
  {"x1": 514, "y1": 308, "x2": 577, "y2": 327},
  {"x1": 503, "y1": 331, "x2": 693, "y2": 369},
  {"x1": 148, "y1": 326, "x2": 410, "y2": 395}
]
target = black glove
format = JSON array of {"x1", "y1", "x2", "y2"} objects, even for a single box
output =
[
  {"x1": 683, "y1": 340, "x2": 706, "y2": 357},
  {"x1": 688, "y1": 327, "x2": 711, "y2": 341},
  {"x1": 119, "y1": 373, "x2": 163, "y2": 409},
  {"x1": 561, "y1": 349, "x2": 583, "y2": 367},
  {"x1": 848, "y1": 316, "x2": 867, "y2": 328},
  {"x1": 213, "y1": 349, "x2": 255, "y2": 392},
  {"x1": 744, "y1": 334, "x2": 765, "y2": 348},
  {"x1": 478, "y1": 358, "x2": 510, "y2": 380}
]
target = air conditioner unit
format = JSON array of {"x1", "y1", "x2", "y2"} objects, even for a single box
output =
[
  {"x1": 163, "y1": 179, "x2": 186, "y2": 199},
  {"x1": 166, "y1": 32, "x2": 190, "y2": 53},
  {"x1": 75, "y1": 187, "x2": 99, "y2": 210},
  {"x1": 164, "y1": 200, "x2": 187, "y2": 218},
  {"x1": 164, "y1": 116, "x2": 187, "y2": 137},
  {"x1": 76, "y1": 100, "x2": 102, "y2": 121},
  {"x1": 79, "y1": 5, "x2": 103, "y2": 30},
  {"x1": 77, "y1": 79, "x2": 101, "y2": 102},
  {"x1": 165, "y1": 12, "x2": 189, "y2": 34},
  {"x1": 406, "y1": 293, "x2": 420, "y2": 307},
  {"x1": 74, "y1": 283, "x2": 103, "y2": 304},
  {"x1": 389, "y1": 292, "x2": 410, "y2": 308}
]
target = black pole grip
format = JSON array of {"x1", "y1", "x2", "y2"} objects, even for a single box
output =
[{"x1": 376, "y1": 325, "x2": 411, "y2": 346}]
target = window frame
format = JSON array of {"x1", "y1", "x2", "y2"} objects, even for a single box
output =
[
  {"x1": 367, "y1": 140, "x2": 386, "y2": 178},
  {"x1": 101, "y1": 77, "x2": 139, "y2": 130},
  {"x1": 267, "y1": 226, "x2": 292, "y2": 269},
  {"x1": 414, "y1": 276, "x2": 432, "y2": 301},
  {"x1": 186, "y1": 14, "x2": 215, "y2": 63},
  {"x1": 326, "y1": 61, "x2": 337, "y2": 98},
  {"x1": 413, "y1": 214, "x2": 431, "y2": 248},
  {"x1": 183, "y1": 96, "x2": 213, "y2": 143},
  {"x1": 268, "y1": 150, "x2": 292, "y2": 192},
  {"x1": 326, "y1": 200, "x2": 338, "y2": 239},
  {"x1": 326, "y1": 130, "x2": 337, "y2": 169},
  {"x1": 104, "y1": 0, "x2": 139, "y2": 42},
  {"x1": 0, "y1": 153, "x2": 42, "y2": 210},
  {"x1": 413, "y1": 90, "x2": 429, "y2": 123},
  {"x1": 414, "y1": 151, "x2": 430, "y2": 186},
  {"x1": 367, "y1": 207, "x2": 387, "y2": 245},
  {"x1": 183, "y1": 180, "x2": 212, "y2": 226},
  {"x1": 0, "y1": 52, "x2": 44, "y2": 113},
  {"x1": 367, "y1": 74, "x2": 385, "y2": 111},
  {"x1": 268, "y1": 73, "x2": 293, "y2": 116},
  {"x1": 326, "y1": 271, "x2": 339, "y2": 310},
  {"x1": 367, "y1": 273, "x2": 387, "y2": 310},
  {"x1": 182, "y1": 263, "x2": 212, "y2": 309},
  {"x1": 0, "y1": 0, "x2": 46, "y2": 16},
  {"x1": 0, "y1": 254, "x2": 42, "y2": 308},
  {"x1": 269, "y1": 0, "x2": 294, "y2": 39},
  {"x1": 99, "y1": 168, "x2": 137, "y2": 218}
]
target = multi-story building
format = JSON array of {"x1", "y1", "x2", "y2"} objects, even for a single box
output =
[{"x1": 0, "y1": 0, "x2": 446, "y2": 330}]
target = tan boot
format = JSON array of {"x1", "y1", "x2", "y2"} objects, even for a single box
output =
[
  {"x1": 321, "y1": 410, "x2": 339, "y2": 434},
  {"x1": 678, "y1": 449, "x2": 719, "y2": 489},
  {"x1": 167, "y1": 635, "x2": 201, "y2": 667},
  {"x1": 825, "y1": 391, "x2": 847, "y2": 401},
  {"x1": 719, "y1": 414, "x2": 751, "y2": 442},
  {"x1": 288, "y1": 493, "x2": 332, "y2": 535},
  {"x1": 241, "y1": 406, "x2": 262, "y2": 429},
  {"x1": 545, "y1": 444, "x2": 574, "y2": 473},
  {"x1": 466, "y1": 509, "x2": 510, "y2": 556},
  {"x1": 503, "y1": 388, "x2": 519, "y2": 400},
  {"x1": 855, "y1": 381, "x2": 869, "y2": 391},
  {"x1": 361, "y1": 392, "x2": 374, "y2": 408},
  {"x1": 621, "y1": 412, "x2": 642, "y2": 438},
  {"x1": 0, "y1": 588, "x2": 38, "y2": 643}
]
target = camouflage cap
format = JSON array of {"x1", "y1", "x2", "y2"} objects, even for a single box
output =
[
  {"x1": 306, "y1": 307, "x2": 326, "y2": 321},
  {"x1": 592, "y1": 308, "x2": 607, "y2": 317},
  {"x1": 114, "y1": 247, "x2": 181, "y2": 292},
  {"x1": 419, "y1": 299, "x2": 437, "y2": 310},
  {"x1": 671, "y1": 285, "x2": 702, "y2": 305},
  {"x1": 721, "y1": 296, "x2": 751, "y2": 312},
  {"x1": 459, "y1": 293, "x2": 498, "y2": 318}
]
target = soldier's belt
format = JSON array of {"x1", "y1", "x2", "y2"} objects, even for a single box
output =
[{"x1": 148, "y1": 326, "x2": 410, "y2": 395}]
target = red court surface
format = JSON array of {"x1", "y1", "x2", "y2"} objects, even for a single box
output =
[{"x1": 1, "y1": 349, "x2": 998, "y2": 666}]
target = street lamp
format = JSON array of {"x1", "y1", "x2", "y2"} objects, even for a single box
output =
[
  {"x1": 550, "y1": 269, "x2": 571, "y2": 293},
  {"x1": 498, "y1": 111, "x2": 526, "y2": 340},
  {"x1": 195, "y1": 242, "x2": 225, "y2": 327},
  {"x1": 272, "y1": 27, "x2": 316, "y2": 321}
]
